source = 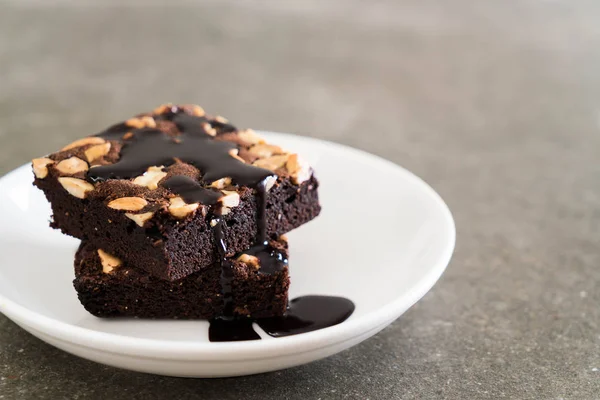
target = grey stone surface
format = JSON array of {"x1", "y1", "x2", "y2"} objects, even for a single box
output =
[{"x1": 1, "y1": 1, "x2": 599, "y2": 398}]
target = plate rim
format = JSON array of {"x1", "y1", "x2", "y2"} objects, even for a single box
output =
[{"x1": 0, "y1": 132, "x2": 455, "y2": 360}]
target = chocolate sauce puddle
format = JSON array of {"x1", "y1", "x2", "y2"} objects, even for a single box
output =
[
  {"x1": 209, "y1": 296, "x2": 355, "y2": 342},
  {"x1": 90, "y1": 107, "x2": 355, "y2": 341}
]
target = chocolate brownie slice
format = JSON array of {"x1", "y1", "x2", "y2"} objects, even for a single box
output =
[
  {"x1": 73, "y1": 238, "x2": 290, "y2": 319},
  {"x1": 33, "y1": 104, "x2": 320, "y2": 281}
]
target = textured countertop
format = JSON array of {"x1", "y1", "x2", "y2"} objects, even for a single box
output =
[{"x1": 1, "y1": 1, "x2": 599, "y2": 399}]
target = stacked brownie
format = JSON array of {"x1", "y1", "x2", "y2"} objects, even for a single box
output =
[{"x1": 32, "y1": 104, "x2": 320, "y2": 319}]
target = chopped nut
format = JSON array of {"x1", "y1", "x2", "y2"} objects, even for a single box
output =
[
  {"x1": 107, "y1": 197, "x2": 148, "y2": 211},
  {"x1": 237, "y1": 254, "x2": 260, "y2": 269},
  {"x1": 122, "y1": 132, "x2": 134, "y2": 140},
  {"x1": 61, "y1": 136, "x2": 106, "y2": 151},
  {"x1": 125, "y1": 116, "x2": 156, "y2": 129},
  {"x1": 286, "y1": 154, "x2": 311, "y2": 184},
  {"x1": 264, "y1": 175, "x2": 277, "y2": 192},
  {"x1": 221, "y1": 206, "x2": 232, "y2": 215},
  {"x1": 210, "y1": 177, "x2": 232, "y2": 190},
  {"x1": 202, "y1": 122, "x2": 217, "y2": 137},
  {"x1": 280, "y1": 234, "x2": 288, "y2": 242},
  {"x1": 210, "y1": 219, "x2": 219, "y2": 227},
  {"x1": 58, "y1": 177, "x2": 95, "y2": 199},
  {"x1": 237, "y1": 129, "x2": 266, "y2": 145},
  {"x1": 168, "y1": 196, "x2": 199, "y2": 218},
  {"x1": 219, "y1": 190, "x2": 240, "y2": 208},
  {"x1": 84, "y1": 142, "x2": 111, "y2": 163},
  {"x1": 253, "y1": 154, "x2": 289, "y2": 171},
  {"x1": 248, "y1": 144, "x2": 284, "y2": 158},
  {"x1": 184, "y1": 104, "x2": 205, "y2": 117},
  {"x1": 32, "y1": 157, "x2": 54, "y2": 179},
  {"x1": 153, "y1": 103, "x2": 174, "y2": 114},
  {"x1": 125, "y1": 211, "x2": 154, "y2": 227},
  {"x1": 132, "y1": 166, "x2": 167, "y2": 190},
  {"x1": 55, "y1": 157, "x2": 89, "y2": 175},
  {"x1": 98, "y1": 249, "x2": 122, "y2": 274},
  {"x1": 214, "y1": 115, "x2": 229, "y2": 123},
  {"x1": 229, "y1": 149, "x2": 245, "y2": 163}
]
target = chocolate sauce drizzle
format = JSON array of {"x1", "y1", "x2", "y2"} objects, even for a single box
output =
[{"x1": 90, "y1": 107, "x2": 354, "y2": 341}]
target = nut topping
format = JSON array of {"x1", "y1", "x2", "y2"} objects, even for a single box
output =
[
  {"x1": 132, "y1": 166, "x2": 167, "y2": 190},
  {"x1": 84, "y1": 142, "x2": 111, "y2": 163},
  {"x1": 58, "y1": 177, "x2": 94, "y2": 199},
  {"x1": 248, "y1": 144, "x2": 284, "y2": 158},
  {"x1": 125, "y1": 212, "x2": 154, "y2": 227},
  {"x1": 252, "y1": 154, "x2": 288, "y2": 171},
  {"x1": 168, "y1": 196, "x2": 199, "y2": 218},
  {"x1": 219, "y1": 190, "x2": 240, "y2": 208},
  {"x1": 237, "y1": 254, "x2": 260, "y2": 269},
  {"x1": 98, "y1": 249, "x2": 122, "y2": 274},
  {"x1": 202, "y1": 122, "x2": 217, "y2": 137},
  {"x1": 32, "y1": 157, "x2": 54, "y2": 179},
  {"x1": 210, "y1": 177, "x2": 232, "y2": 190},
  {"x1": 107, "y1": 197, "x2": 148, "y2": 211},
  {"x1": 286, "y1": 154, "x2": 311, "y2": 184},
  {"x1": 125, "y1": 116, "x2": 156, "y2": 129},
  {"x1": 61, "y1": 136, "x2": 106, "y2": 151},
  {"x1": 229, "y1": 149, "x2": 245, "y2": 163},
  {"x1": 55, "y1": 157, "x2": 89, "y2": 175},
  {"x1": 214, "y1": 115, "x2": 229, "y2": 123},
  {"x1": 237, "y1": 129, "x2": 266, "y2": 145}
]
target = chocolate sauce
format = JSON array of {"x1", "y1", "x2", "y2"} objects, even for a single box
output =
[
  {"x1": 208, "y1": 295, "x2": 355, "y2": 342},
  {"x1": 256, "y1": 296, "x2": 355, "y2": 337},
  {"x1": 90, "y1": 113, "x2": 272, "y2": 187},
  {"x1": 161, "y1": 175, "x2": 221, "y2": 205},
  {"x1": 208, "y1": 318, "x2": 260, "y2": 342}
]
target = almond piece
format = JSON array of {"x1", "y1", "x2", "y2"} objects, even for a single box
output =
[
  {"x1": 286, "y1": 154, "x2": 311, "y2": 184},
  {"x1": 132, "y1": 166, "x2": 167, "y2": 190},
  {"x1": 55, "y1": 157, "x2": 89, "y2": 175},
  {"x1": 188, "y1": 104, "x2": 205, "y2": 117},
  {"x1": 168, "y1": 196, "x2": 199, "y2": 219},
  {"x1": 248, "y1": 144, "x2": 284, "y2": 158},
  {"x1": 253, "y1": 154, "x2": 289, "y2": 171},
  {"x1": 153, "y1": 103, "x2": 174, "y2": 114},
  {"x1": 98, "y1": 249, "x2": 122, "y2": 274},
  {"x1": 84, "y1": 142, "x2": 111, "y2": 163},
  {"x1": 125, "y1": 212, "x2": 154, "y2": 227},
  {"x1": 229, "y1": 149, "x2": 245, "y2": 163},
  {"x1": 107, "y1": 197, "x2": 148, "y2": 211},
  {"x1": 237, "y1": 129, "x2": 266, "y2": 145},
  {"x1": 263, "y1": 175, "x2": 277, "y2": 192},
  {"x1": 219, "y1": 190, "x2": 240, "y2": 208},
  {"x1": 237, "y1": 254, "x2": 260, "y2": 269},
  {"x1": 202, "y1": 122, "x2": 217, "y2": 137},
  {"x1": 61, "y1": 137, "x2": 106, "y2": 151},
  {"x1": 214, "y1": 115, "x2": 229, "y2": 123},
  {"x1": 58, "y1": 177, "x2": 95, "y2": 199},
  {"x1": 125, "y1": 116, "x2": 156, "y2": 129},
  {"x1": 32, "y1": 157, "x2": 54, "y2": 179},
  {"x1": 210, "y1": 177, "x2": 232, "y2": 190}
]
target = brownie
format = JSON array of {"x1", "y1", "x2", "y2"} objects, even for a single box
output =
[
  {"x1": 73, "y1": 238, "x2": 290, "y2": 319},
  {"x1": 33, "y1": 104, "x2": 320, "y2": 281}
]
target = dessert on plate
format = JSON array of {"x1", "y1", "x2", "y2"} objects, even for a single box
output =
[{"x1": 32, "y1": 104, "x2": 320, "y2": 320}]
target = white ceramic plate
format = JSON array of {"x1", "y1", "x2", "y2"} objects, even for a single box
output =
[{"x1": 0, "y1": 132, "x2": 455, "y2": 377}]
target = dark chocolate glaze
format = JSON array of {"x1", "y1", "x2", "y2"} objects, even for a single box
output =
[
  {"x1": 208, "y1": 318, "x2": 260, "y2": 342},
  {"x1": 208, "y1": 295, "x2": 355, "y2": 342},
  {"x1": 161, "y1": 175, "x2": 221, "y2": 205},
  {"x1": 91, "y1": 113, "x2": 273, "y2": 187},
  {"x1": 257, "y1": 296, "x2": 355, "y2": 337},
  {"x1": 243, "y1": 242, "x2": 288, "y2": 275}
]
